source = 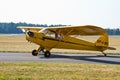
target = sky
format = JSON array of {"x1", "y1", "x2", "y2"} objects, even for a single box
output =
[{"x1": 0, "y1": 0, "x2": 120, "y2": 28}]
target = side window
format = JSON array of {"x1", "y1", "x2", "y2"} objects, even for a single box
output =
[
  {"x1": 55, "y1": 33, "x2": 63, "y2": 40},
  {"x1": 44, "y1": 32, "x2": 63, "y2": 40},
  {"x1": 45, "y1": 33, "x2": 55, "y2": 38}
]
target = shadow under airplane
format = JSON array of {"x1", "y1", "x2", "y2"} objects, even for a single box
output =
[{"x1": 45, "y1": 54, "x2": 120, "y2": 64}]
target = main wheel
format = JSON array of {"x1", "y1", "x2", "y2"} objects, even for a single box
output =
[
  {"x1": 32, "y1": 49, "x2": 38, "y2": 56},
  {"x1": 44, "y1": 51, "x2": 51, "y2": 58}
]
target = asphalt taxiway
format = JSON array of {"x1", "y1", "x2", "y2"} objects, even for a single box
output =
[{"x1": 0, "y1": 52, "x2": 120, "y2": 64}]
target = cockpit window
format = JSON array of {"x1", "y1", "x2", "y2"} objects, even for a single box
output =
[
  {"x1": 39, "y1": 28, "x2": 63, "y2": 40},
  {"x1": 44, "y1": 32, "x2": 63, "y2": 40},
  {"x1": 45, "y1": 33, "x2": 55, "y2": 38}
]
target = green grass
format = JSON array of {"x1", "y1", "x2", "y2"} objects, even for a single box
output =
[{"x1": 0, "y1": 62, "x2": 120, "y2": 80}]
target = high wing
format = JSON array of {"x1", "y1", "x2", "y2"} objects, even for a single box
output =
[
  {"x1": 17, "y1": 26, "x2": 43, "y2": 32},
  {"x1": 45, "y1": 25, "x2": 106, "y2": 36},
  {"x1": 18, "y1": 25, "x2": 106, "y2": 36}
]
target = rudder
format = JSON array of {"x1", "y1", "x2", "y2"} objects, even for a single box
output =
[{"x1": 95, "y1": 33, "x2": 109, "y2": 51}]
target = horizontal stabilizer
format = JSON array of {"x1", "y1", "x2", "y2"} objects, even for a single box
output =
[{"x1": 108, "y1": 47, "x2": 116, "y2": 50}]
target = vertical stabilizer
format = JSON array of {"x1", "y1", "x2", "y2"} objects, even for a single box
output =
[{"x1": 95, "y1": 33, "x2": 108, "y2": 51}]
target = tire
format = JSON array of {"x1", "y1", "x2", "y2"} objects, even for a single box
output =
[
  {"x1": 32, "y1": 49, "x2": 38, "y2": 56},
  {"x1": 44, "y1": 51, "x2": 51, "y2": 58}
]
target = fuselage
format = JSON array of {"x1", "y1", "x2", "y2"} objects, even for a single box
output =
[{"x1": 26, "y1": 31, "x2": 107, "y2": 52}]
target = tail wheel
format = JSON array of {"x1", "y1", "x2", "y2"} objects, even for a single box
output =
[
  {"x1": 44, "y1": 51, "x2": 51, "y2": 58},
  {"x1": 102, "y1": 51, "x2": 107, "y2": 57},
  {"x1": 32, "y1": 49, "x2": 38, "y2": 56},
  {"x1": 104, "y1": 53, "x2": 107, "y2": 57}
]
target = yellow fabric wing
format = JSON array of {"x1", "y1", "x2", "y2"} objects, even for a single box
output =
[
  {"x1": 17, "y1": 26, "x2": 42, "y2": 32},
  {"x1": 46, "y1": 25, "x2": 106, "y2": 36},
  {"x1": 18, "y1": 25, "x2": 106, "y2": 36}
]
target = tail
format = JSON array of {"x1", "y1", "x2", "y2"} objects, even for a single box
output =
[
  {"x1": 95, "y1": 33, "x2": 116, "y2": 51},
  {"x1": 95, "y1": 33, "x2": 109, "y2": 51}
]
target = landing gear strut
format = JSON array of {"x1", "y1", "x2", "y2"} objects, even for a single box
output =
[{"x1": 31, "y1": 47, "x2": 51, "y2": 58}]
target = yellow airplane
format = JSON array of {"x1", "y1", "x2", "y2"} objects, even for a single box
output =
[{"x1": 18, "y1": 25, "x2": 116, "y2": 57}]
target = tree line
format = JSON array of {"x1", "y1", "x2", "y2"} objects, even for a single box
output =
[{"x1": 0, "y1": 22, "x2": 120, "y2": 35}]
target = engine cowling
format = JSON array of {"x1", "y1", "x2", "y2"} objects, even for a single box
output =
[{"x1": 27, "y1": 31, "x2": 34, "y2": 37}]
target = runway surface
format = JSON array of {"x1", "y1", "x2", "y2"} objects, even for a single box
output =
[{"x1": 0, "y1": 52, "x2": 120, "y2": 64}]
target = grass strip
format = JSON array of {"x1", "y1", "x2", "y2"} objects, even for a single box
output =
[{"x1": 0, "y1": 62, "x2": 120, "y2": 80}]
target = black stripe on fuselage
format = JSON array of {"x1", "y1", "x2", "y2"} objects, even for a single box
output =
[{"x1": 42, "y1": 37, "x2": 95, "y2": 48}]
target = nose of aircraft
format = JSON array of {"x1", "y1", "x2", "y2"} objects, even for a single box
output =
[{"x1": 27, "y1": 31, "x2": 34, "y2": 37}]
